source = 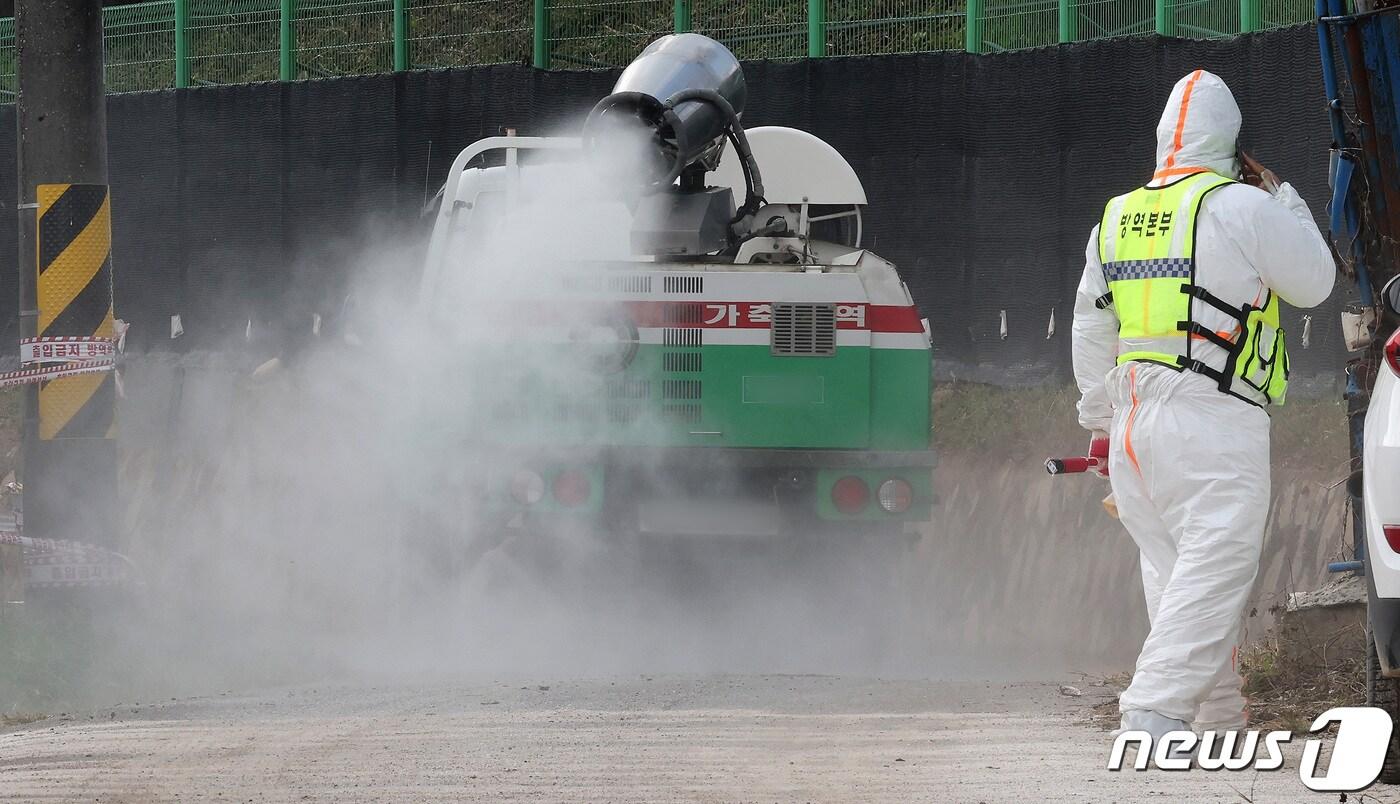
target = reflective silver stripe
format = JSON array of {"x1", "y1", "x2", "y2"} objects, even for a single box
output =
[
  {"x1": 1101, "y1": 257, "x2": 1192, "y2": 281},
  {"x1": 1118, "y1": 335, "x2": 1189, "y2": 359}
]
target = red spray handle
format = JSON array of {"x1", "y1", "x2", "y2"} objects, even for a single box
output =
[
  {"x1": 1047, "y1": 435, "x2": 1110, "y2": 476},
  {"x1": 1045, "y1": 456, "x2": 1105, "y2": 475}
]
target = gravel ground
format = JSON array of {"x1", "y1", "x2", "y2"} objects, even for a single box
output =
[{"x1": 0, "y1": 675, "x2": 1380, "y2": 803}]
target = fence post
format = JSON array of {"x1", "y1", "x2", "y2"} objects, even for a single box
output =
[
  {"x1": 674, "y1": 0, "x2": 690, "y2": 33},
  {"x1": 966, "y1": 0, "x2": 983, "y2": 53},
  {"x1": 533, "y1": 0, "x2": 550, "y2": 69},
  {"x1": 1239, "y1": 0, "x2": 1261, "y2": 31},
  {"x1": 174, "y1": 0, "x2": 189, "y2": 87},
  {"x1": 279, "y1": 0, "x2": 296, "y2": 80},
  {"x1": 1155, "y1": 0, "x2": 1176, "y2": 35},
  {"x1": 1058, "y1": 0, "x2": 1077, "y2": 42},
  {"x1": 807, "y1": 0, "x2": 825, "y2": 57},
  {"x1": 393, "y1": 0, "x2": 408, "y2": 70}
]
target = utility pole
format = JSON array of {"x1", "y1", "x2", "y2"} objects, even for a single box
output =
[{"x1": 15, "y1": 0, "x2": 118, "y2": 546}]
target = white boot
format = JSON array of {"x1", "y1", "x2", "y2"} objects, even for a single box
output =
[
  {"x1": 1117, "y1": 708, "x2": 1189, "y2": 737},
  {"x1": 1115, "y1": 709, "x2": 1195, "y2": 764}
]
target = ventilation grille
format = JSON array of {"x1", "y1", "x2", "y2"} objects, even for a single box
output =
[
  {"x1": 608, "y1": 405, "x2": 640, "y2": 424},
  {"x1": 609, "y1": 274, "x2": 652, "y2": 294},
  {"x1": 663, "y1": 404, "x2": 702, "y2": 423},
  {"x1": 663, "y1": 352, "x2": 702, "y2": 373},
  {"x1": 663, "y1": 328, "x2": 703, "y2": 347},
  {"x1": 663, "y1": 303, "x2": 703, "y2": 325},
  {"x1": 558, "y1": 274, "x2": 597, "y2": 292},
  {"x1": 771, "y1": 303, "x2": 837, "y2": 356},
  {"x1": 663, "y1": 275, "x2": 704, "y2": 294},
  {"x1": 559, "y1": 274, "x2": 652, "y2": 293},
  {"x1": 662, "y1": 379, "x2": 702, "y2": 400},
  {"x1": 606, "y1": 379, "x2": 651, "y2": 400}
]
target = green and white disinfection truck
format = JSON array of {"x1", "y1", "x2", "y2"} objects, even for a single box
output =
[{"x1": 418, "y1": 34, "x2": 933, "y2": 540}]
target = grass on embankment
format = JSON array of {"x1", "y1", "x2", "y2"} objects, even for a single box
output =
[
  {"x1": 1240, "y1": 637, "x2": 1366, "y2": 732},
  {"x1": 932, "y1": 381, "x2": 1350, "y2": 475}
]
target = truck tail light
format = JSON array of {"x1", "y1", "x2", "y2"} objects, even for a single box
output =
[
  {"x1": 553, "y1": 469, "x2": 592, "y2": 507},
  {"x1": 877, "y1": 478, "x2": 913, "y2": 513},
  {"x1": 1387, "y1": 329, "x2": 1400, "y2": 377},
  {"x1": 831, "y1": 476, "x2": 869, "y2": 514},
  {"x1": 510, "y1": 470, "x2": 544, "y2": 505},
  {"x1": 1386, "y1": 525, "x2": 1400, "y2": 554}
]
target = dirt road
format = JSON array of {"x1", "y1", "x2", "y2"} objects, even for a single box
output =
[{"x1": 0, "y1": 675, "x2": 1375, "y2": 803}]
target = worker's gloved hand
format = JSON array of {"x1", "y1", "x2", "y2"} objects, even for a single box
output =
[
  {"x1": 1089, "y1": 430, "x2": 1110, "y2": 478},
  {"x1": 1239, "y1": 151, "x2": 1281, "y2": 194}
]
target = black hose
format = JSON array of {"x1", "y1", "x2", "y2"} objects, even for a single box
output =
[{"x1": 663, "y1": 87, "x2": 765, "y2": 213}]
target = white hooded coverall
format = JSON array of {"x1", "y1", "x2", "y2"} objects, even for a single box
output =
[{"x1": 1071, "y1": 71, "x2": 1335, "y2": 728}]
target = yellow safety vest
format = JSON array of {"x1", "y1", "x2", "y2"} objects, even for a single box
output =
[{"x1": 1097, "y1": 171, "x2": 1289, "y2": 406}]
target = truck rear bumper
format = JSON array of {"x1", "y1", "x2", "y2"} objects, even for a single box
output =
[
  {"x1": 516, "y1": 446, "x2": 937, "y2": 470},
  {"x1": 455, "y1": 445, "x2": 937, "y2": 527}
]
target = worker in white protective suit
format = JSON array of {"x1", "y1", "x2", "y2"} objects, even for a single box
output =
[{"x1": 1072, "y1": 70, "x2": 1335, "y2": 740}]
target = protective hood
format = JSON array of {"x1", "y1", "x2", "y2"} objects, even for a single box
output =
[{"x1": 1152, "y1": 70, "x2": 1241, "y2": 184}]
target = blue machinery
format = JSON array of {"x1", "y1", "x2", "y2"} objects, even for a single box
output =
[{"x1": 1317, "y1": 0, "x2": 1400, "y2": 576}]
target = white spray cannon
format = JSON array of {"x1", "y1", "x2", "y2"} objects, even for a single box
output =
[{"x1": 581, "y1": 33, "x2": 766, "y2": 256}]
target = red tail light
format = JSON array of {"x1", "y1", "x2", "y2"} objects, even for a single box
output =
[
  {"x1": 1387, "y1": 329, "x2": 1400, "y2": 377},
  {"x1": 553, "y1": 470, "x2": 592, "y2": 507},
  {"x1": 831, "y1": 476, "x2": 870, "y2": 514},
  {"x1": 1386, "y1": 525, "x2": 1400, "y2": 554}
]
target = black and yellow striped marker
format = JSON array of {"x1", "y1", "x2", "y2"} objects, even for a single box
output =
[{"x1": 36, "y1": 183, "x2": 115, "y2": 441}]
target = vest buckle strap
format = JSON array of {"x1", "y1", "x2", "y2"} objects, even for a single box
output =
[
  {"x1": 1177, "y1": 320, "x2": 1236, "y2": 349},
  {"x1": 1175, "y1": 355, "x2": 1231, "y2": 386},
  {"x1": 1179, "y1": 283, "x2": 1249, "y2": 322}
]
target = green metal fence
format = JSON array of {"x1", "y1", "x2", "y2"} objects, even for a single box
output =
[
  {"x1": 1170, "y1": 0, "x2": 1241, "y2": 36},
  {"x1": 1260, "y1": 0, "x2": 1311, "y2": 28},
  {"x1": 546, "y1": 0, "x2": 670, "y2": 67},
  {"x1": 1074, "y1": 0, "x2": 1154, "y2": 40},
  {"x1": 186, "y1": 0, "x2": 281, "y2": 85},
  {"x1": 0, "y1": 0, "x2": 1318, "y2": 94},
  {"x1": 980, "y1": 0, "x2": 1059, "y2": 50},
  {"x1": 408, "y1": 0, "x2": 532, "y2": 68},
  {"x1": 296, "y1": 0, "x2": 396, "y2": 77},
  {"x1": 827, "y1": 1, "x2": 965, "y2": 56},
  {"x1": 693, "y1": 0, "x2": 809, "y2": 60},
  {"x1": 105, "y1": 1, "x2": 177, "y2": 91},
  {"x1": 0, "y1": 18, "x2": 14, "y2": 98}
]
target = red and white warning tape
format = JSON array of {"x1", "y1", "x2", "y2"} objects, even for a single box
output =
[
  {"x1": 24, "y1": 551, "x2": 132, "y2": 588},
  {"x1": 0, "y1": 529, "x2": 97, "y2": 553},
  {"x1": 0, "y1": 359, "x2": 114, "y2": 389},
  {"x1": 0, "y1": 529, "x2": 136, "y2": 589},
  {"x1": 0, "y1": 322, "x2": 127, "y2": 388},
  {"x1": 21, "y1": 336, "x2": 117, "y2": 365},
  {"x1": 0, "y1": 321, "x2": 135, "y2": 591}
]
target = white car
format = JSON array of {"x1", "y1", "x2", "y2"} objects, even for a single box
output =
[{"x1": 1366, "y1": 274, "x2": 1400, "y2": 784}]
